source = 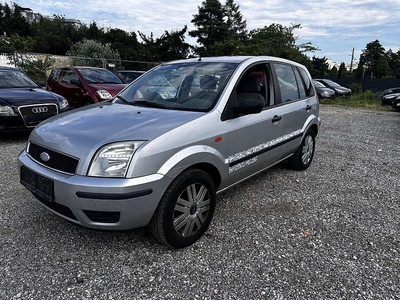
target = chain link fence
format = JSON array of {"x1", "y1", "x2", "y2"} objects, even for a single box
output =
[{"x1": 1, "y1": 52, "x2": 158, "y2": 79}]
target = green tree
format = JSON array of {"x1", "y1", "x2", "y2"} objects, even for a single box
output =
[
  {"x1": 0, "y1": 3, "x2": 31, "y2": 37},
  {"x1": 67, "y1": 39, "x2": 121, "y2": 69},
  {"x1": 359, "y1": 40, "x2": 386, "y2": 78},
  {"x1": 189, "y1": 0, "x2": 228, "y2": 56},
  {"x1": 310, "y1": 56, "x2": 329, "y2": 78},
  {"x1": 209, "y1": 0, "x2": 247, "y2": 56},
  {"x1": 337, "y1": 62, "x2": 346, "y2": 78},
  {"x1": 83, "y1": 21, "x2": 103, "y2": 41},
  {"x1": 243, "y1": 23, "x2": 315, "y2": 64},
  {"x1": 224, "y1": 0, "x2": 247, "y2": 40},
  {"x1": 386, "y1": 49, "x2": 400, "y2": 79},
  {"x1": 101, "y1": 28, "x2": 143, "y2": 61},
  {"x1": 329, "y1": 65, "x2": 338, "y2": 77},
  {"x1": 139, "y1": 27, "x2": 190, "y2": 64},
  {"x1": 31, "y1": 15, "x2": 83, "y2": 54}
]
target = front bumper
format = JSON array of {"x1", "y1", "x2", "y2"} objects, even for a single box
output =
[
  {"x1": 0, "y1": 115, "x2": 27, "y2": 132},
  {"x1": 382, "y1": 97, "x2": 400, "y2": 108},
  {"x1": 18, "y1": 150, "x2": 172, "y2": 230}
]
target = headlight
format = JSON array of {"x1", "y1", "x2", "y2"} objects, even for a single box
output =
[
  {"x1": 59, "y1": 98, "x2": 69, "y2": 110},
  {"x1": 322, "y1": 91, "x2": 329, "y2": 97},
  {"x1": 88, "y1": 141, "x2": 145, "y2": 177},
  {"x1": 0, "y1": 106, "x2": 15, "y2": 116},
  {"x1": 96, "y1": 90, "x2": 113, "y2": 100}
]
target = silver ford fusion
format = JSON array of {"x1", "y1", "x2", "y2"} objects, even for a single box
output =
[{"x1": 18, "y1": 56, "x2": 320, "y2": 248}]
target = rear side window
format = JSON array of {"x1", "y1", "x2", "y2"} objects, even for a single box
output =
[
  {"x1": 294, "y1": 68, "x2": 306, "y2": 98},
  {"x1": 274, "y1": 64, "x2": 299, "y2": 103},
  {"x1": 298, "y1": 68, "x2": 315, "y2": 97}
]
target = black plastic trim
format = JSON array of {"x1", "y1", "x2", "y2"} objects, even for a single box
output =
[{"x1": 76, "y1": 189, "x2": 153, "y2": 200}]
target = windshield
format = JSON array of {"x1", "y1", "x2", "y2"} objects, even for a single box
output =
[
  {"x1": 0, "y1": 69, "x2": 38, "y2": 88},
  {"x1": 313, "y1": 81, "x2": 325, "y2": 88},
  {"x1": 115, "y1": 62, "x2": 238, "y2": 112},
  {"x1": 324, "y1": 80, "x2": 341, "y2": 88},
  {"x1": 79, "y1": 68, "x2": 123, "y2": 84}
]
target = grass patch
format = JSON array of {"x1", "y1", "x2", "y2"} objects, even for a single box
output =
[{"x1": 320, "y1": 91, "x2": 394, "y2": 111}]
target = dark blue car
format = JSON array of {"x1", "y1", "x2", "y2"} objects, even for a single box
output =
[{"x1": 0, "y1": 67, "x2": 69, "y2": 132}]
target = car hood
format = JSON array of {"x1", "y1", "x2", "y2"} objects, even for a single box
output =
[
  {"x1": 88, "y1": 83, "x2": 127, "y2": 96},
  {"x1": 29, "y1": 102, "x2": 203, "y2": 160},
  {"x1": 0, "y1": 87, "x2": 59, "y2": 106}
]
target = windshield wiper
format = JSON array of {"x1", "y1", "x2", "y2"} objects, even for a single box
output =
[{"x1": 131, "y1": 100, "x2": 167, "y2": 109}]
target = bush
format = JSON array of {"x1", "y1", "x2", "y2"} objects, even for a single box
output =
[
  {"x1": 348, "y1": 82, "x2": 363, "y2": 94},
  {"x1": 320, "y1": 91, "x2": 389, "y2": 110}
]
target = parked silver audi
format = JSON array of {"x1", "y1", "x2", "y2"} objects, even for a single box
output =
[{"x1": 18, "y1": 56, "x2": 320, "y2": 248}]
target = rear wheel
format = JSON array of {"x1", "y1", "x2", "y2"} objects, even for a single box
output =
[
  {"x1": 288, "y1": 130, "x2": 315, "y2": 170},
  {"x1": 150, "y1": 169, "x2": 216, "y2": 248}
]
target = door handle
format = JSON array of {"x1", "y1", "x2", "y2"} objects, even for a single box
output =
[
  {"x1": 272, "y1": 115, "x2": 282, "y2": 122},
  {"x1": 306, "y1": 105, "x2": 312, "y2": 111}
]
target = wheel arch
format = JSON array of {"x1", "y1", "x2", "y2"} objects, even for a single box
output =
[
  {"x1": 81, "y1": 96, "x2": 95, "y2": 106},
  {"x1": 308, "y1": 123, "x2": 318, "y2": 136},
  {"x1": 183, "y1": 162, "x2": 222, "y2": 191}
]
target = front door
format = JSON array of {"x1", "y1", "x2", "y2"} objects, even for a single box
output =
[
  {"x1": 58, "y1": 69, "x2": 84, "y2": 108},
  {"x1": 223, "y1": 63, "x2": 285, "y2": 186}
]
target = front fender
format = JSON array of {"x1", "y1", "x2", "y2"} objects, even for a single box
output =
[{"x1": 157, "y1": 145, "x2": 228, "y2": 183}]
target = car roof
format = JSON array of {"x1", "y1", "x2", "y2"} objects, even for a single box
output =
[
  {"x1": 0, "y1": 66, "x2": 21, "y2": 71},
  {"x1": 162, "y1": 56, "x2": 307, "y2": 68},
  {"x1": 57, "y1": 66, "x2": 107, "y2": 70}
]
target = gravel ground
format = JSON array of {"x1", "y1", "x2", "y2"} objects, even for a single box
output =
[{"x1": 1, "y1": 104, "x2": 399, "y2": 300}]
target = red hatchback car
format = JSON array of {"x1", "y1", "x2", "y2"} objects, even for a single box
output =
[{"x1": 46, "y1": 66, "x2": 127, "y2": 108}]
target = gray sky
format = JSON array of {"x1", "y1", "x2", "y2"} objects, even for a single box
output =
[{"x1": 15, "y1": 0, "x2": 400, "y2": 65}]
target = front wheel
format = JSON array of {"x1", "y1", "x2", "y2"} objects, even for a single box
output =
[
  {"x1": 150, "y1": 169, "x2": 216, "y2": 248},
  {"x1": 288, "y1": 130, "x2": 316, "y2": 170},
  {"x1": 82, "y1": 98, "x2": 95, "y2": 106}
]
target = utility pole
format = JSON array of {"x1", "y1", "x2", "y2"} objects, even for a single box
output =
[{"x1": 349, "y1": 47, "x2": 355, "y2": 73}]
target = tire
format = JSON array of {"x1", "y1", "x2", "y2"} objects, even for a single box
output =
[
  {"x1": 288, "y1": 130, "x2": 316, "y2": 170},
  {"x1": 150, "y1": 169, "x2": 216, "y2": 248},
  {"x1": 82, "y1": 98, "x2": 95, "y2": 106}
]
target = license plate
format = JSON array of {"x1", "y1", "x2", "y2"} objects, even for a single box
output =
[{"x1": 20, "y1": 166, "x2": 54, "y2": 202}]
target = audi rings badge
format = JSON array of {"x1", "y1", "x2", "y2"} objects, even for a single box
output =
[{"x1": 32, "y1": 107, "x2": 48, "y2": 114}]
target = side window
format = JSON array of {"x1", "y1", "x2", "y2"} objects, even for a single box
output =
[
  {"x1": 50, "y1": 69, "x2": 61, "y2": 82},
  {"x1": 298, "y1": 68, "x2": 315, "y2": 97},
  {"x1": 61, "y1": 70, "x2": 79, "y2": 84},
  {"x1": 236, "y1": 64, "x2": 275, "y2": 107},
  {"x1": 294, "y1": 68, "x2": 306, "y2": 98},
  {"x1": 274, "y1": 64, "x2": 299, "y2": 103}
]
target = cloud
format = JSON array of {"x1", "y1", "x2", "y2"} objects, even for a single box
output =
[{"x1": 14, "y1": 0, "x2": 400, "y2": 63}]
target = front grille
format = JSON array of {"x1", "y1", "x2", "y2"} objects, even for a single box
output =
[
  {"x1": 18, "y1": 104, "x2": 58, "y2": 128},
  {"x1": 83, "y1": 210, "x2": 120, "y2": 223},
  {"x1": 32, "y1": 191, "x2": 77, "y2": 221},
  {"x1": 28, "y1": 143, "x2": 79, "y2": 174}
]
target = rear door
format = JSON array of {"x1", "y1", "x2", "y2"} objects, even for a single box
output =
[{"x1": 272, "y1": 63, "x2": 317, "y2": 156}]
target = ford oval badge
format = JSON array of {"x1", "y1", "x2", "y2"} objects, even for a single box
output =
[{"x1": 40, "y1": 152, "x2": 50, "y2": 162}]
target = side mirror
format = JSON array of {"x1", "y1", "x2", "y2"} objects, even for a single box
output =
[{"x1": 233, "y1": 99, "x2": 263, "y2": 116}]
